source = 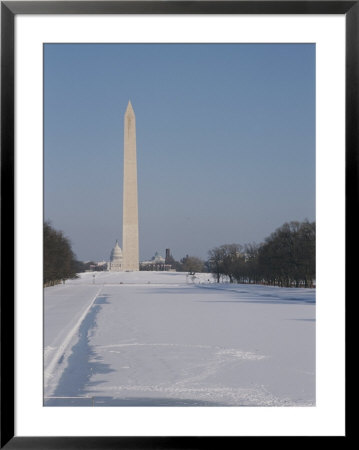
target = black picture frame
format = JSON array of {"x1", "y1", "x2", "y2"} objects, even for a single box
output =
[{"x1": 1, "y1": 1, "x2": 354, "y2": 447}]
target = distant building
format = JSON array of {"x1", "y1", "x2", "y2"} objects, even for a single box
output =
[
  {"x1": 140, "y1": 251, "x2": 172, "y2": 271},
  {"x1": 165, "y1": 248, "x2": 177, "y2": 271},
  {"x1": 97, "y1": 261, "x2": 108, "y2": 267},
  {"x1": 108, "y1": 240, "x2": 123, "y2": 271}
]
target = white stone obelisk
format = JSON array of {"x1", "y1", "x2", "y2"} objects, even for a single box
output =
[{"x1": 122, "y1": 100, "x2": 139, "y2": 271}]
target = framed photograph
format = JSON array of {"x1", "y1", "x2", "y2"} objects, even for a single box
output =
[{"x1": 1, "y1": 1, "x2": 354, "y2": 446}]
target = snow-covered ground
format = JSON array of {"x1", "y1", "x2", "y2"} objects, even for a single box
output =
[{"x1": 44, "y1": 271, "x2": 315, "y2": 406}]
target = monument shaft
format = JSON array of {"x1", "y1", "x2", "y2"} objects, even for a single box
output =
[{"x1": 122, "y1": 101, "x2": 139, "y2": 271}]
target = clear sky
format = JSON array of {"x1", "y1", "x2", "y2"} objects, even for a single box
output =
[{"x1": 44, "y1": 43, "x2": 315, "y2": 262}]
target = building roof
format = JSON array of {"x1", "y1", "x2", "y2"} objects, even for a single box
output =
[{"x1": 110, "y1": 240, "x2": 123, "y2": 262}]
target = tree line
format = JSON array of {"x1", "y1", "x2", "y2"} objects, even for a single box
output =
[
  {"x1": 207, "y1": 220, "x2": 315, "y2": 287},
  {"x1": 44, "y1": 221, "x2": 78, "y2": 286},
  {"x1": 167, "y1": 220, "x2": 315, "y2": 288},
  {"x1": 44, "y1": 219, "x2": 315, "y2": 288}
]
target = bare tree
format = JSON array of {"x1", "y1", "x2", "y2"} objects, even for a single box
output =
[
  {"x1": 180, "y1": 255, "x2": 205, "y2": 275},
  {"x1": 208, "y1": 244, "x2": 243, "y2": 283}
]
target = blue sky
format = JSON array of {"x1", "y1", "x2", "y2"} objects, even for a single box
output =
[{"x1": 44, "y1": 43, "x2": 315, "y2": 262}]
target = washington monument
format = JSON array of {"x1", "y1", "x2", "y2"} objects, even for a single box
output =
[{"x1": 122, "y1": 100, "x2": 139, "y2": 271}]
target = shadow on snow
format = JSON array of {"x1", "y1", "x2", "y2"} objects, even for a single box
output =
[
  {"x1": 140, "y1": 284, "x2": 316, "y2": 306},
  {"x1": 47, "y1": 295, "x2": 115, "y2": 402}
]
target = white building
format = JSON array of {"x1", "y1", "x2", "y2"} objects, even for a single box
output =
[
  {"x1": 108, "y1": 240, "x2": 123, "y2": 271},
  {"x1": 140, "y1": 252, "x2": 171, "y2": 271}
]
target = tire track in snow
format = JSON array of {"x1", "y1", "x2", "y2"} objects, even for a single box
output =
[{"x1": 44, "y1": 286, "x2": 103, "y2": 396}]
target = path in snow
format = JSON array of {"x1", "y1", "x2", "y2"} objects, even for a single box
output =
[{"x1": 44, "y1": 271, "x2": 315, "y2": 406}]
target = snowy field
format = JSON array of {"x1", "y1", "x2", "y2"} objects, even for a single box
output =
[{"x1": 44, "y1": 271, "x2": 315, "y2": 407}]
